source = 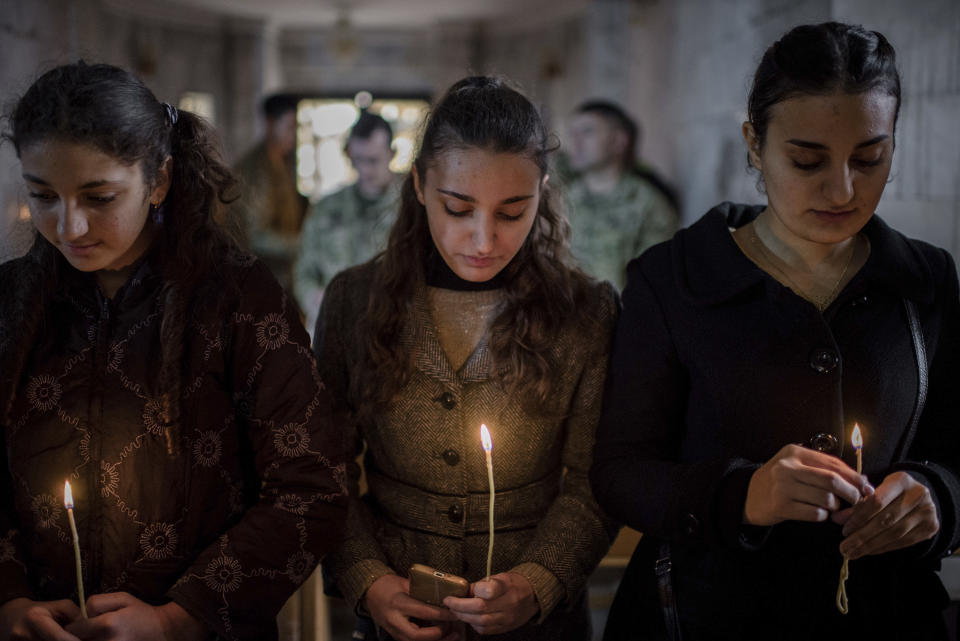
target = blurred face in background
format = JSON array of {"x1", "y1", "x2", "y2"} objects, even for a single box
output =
[
  {"x1": 266, "y1": 110, "x2": 298, "y2": 156},
  {"x1": 347, "y1": 128, "x2": 395, "y2": 199},
  {"x1": 567, "y1": 112, "x2": 628, "y2": 173}
]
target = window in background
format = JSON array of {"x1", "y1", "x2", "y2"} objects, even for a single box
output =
[
  {"x1": 179, "y1": 92, "x2": 216, "y2": 124},
  {"x1": 296, "y1": 92, "x2": 430, "y2": 200}
]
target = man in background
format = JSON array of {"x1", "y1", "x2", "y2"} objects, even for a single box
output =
[
  {"x1": 564, "y1": 100, "x2": 680, "y2": 288},
  {"x1": 294, "y1": 111, "x2": 401, "y2": 327},
  {"x1": 232, "y1": 93, "x2": 308, "y2": 289}
]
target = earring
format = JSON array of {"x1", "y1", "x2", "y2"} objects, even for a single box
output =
[{"x1": 149, "y1": 202, "x2": 164, "y2": 223}]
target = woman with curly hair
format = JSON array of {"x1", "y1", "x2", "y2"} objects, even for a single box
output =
[
  {"x1": 0, "y1": 62, "x2": 347, "y2": 641},
  {"x1": 314, "y1": 76, "x2": 619, "y2": 641}
]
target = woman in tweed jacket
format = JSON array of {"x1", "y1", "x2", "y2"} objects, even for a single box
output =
[{"x1": 314, "y1": 76, "x2": 619, "y2": 641}]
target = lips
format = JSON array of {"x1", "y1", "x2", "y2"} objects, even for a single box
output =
[
  {"x1": 463, "y1": 255, "x2": 495, "y2": 268},
  {"x1": 63, "y1": 242, "x2": 100, "y2": 257},
  {"x1": 812, "y1": 209, "x2": 856, "y2": 220}
]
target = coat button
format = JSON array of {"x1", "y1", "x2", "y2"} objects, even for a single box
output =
[
  {"x1": 683, "y1": 513, "x2": 699, "y2": 535},
  {"x1": 807, "y1": 432, "x2": 840, "y2": 454},
  {"x1": 442, "y1": 449, "x2": 460, "y2": 466},
  {"x1": 809, "y1": 347, "x2": 839, "y2": 373},
  {"x1": 438, "y1": 392, "x2": 456, "y2": 410},
  {"x1": 851, "y1": 294, "x2": 870, "y2": 307},
  {"x1": 447, "y1": 504, "x2": 463, "y2": 523}
]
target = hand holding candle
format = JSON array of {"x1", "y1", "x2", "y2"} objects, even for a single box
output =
[
  {"x1": 480, "y1": 424, "x2": 495, "y2": 581},
  {"x1": 836, "y1": 423, "x2": 863, "y2": 615},
  {"x1": 64, "y1": 481, "x2": 87, "y2": 619}
]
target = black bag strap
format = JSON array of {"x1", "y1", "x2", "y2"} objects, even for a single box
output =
[
  {"x1": 656, "y1": 542, "x2": 682, "y2": 641},
  {"x1": 894, "y1": 298, "x2": 928, "y2": 461}
]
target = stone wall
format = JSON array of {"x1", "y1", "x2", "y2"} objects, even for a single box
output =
[{"x1": 2, "y1": 0, "x2": 958, "y2": 260}]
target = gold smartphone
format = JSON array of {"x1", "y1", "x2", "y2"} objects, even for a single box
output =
[{"x1": 408, "y1": 563, "x2": 470, "y2": 606}]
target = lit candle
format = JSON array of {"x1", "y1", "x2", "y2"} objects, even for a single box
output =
[
  {"x1": 64, "y1": 481, "x2": 88, "y2": 619},
  {"x1": 480, "y1": 424, "x2": 495, "y2": 581},
  {"x1": 836, "y1": 423, "x2": 863, "y2": 615},
  {"x1": 851, "y1": 423, "x2": 863, "y2": 474}
]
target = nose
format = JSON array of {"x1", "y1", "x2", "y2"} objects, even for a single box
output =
[
  {"x1": 822, "y1": 163, "x2": 855, "y2": 207},
  {"x1": 58, "y1": 203, "x2": 89, "y2": 242},
  {"x1": 472, "y1": 214, "x2": 496, "y2": 254}
]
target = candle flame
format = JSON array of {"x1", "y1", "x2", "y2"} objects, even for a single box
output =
[
  {"x1": 64, "y1": 481, "x2": 74, "y2": 509},
  {"x1": 851, "y1": 424, "x2": 863, "y2": 450},
  {"x1": 480, "y1": 424, "x2": 492, "y2": 452}
]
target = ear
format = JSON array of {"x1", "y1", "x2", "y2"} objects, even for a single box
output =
[
  {"x1": 150, "y1": 156, "x2": 173, "y2": 205},
  {"x1": 541, "y1": 173, "x2": 550, "y2": 189},
  {"x1": 412, "y1": 165, "x2": 425, "y2": 206},
  {"x1": 741, "y1": 122, "x2": 762, "y2": 170}
]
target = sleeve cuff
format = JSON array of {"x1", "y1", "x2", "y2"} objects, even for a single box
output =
[
  {"x1": 511, "y1": 562, "x2": 564, "y2": 623},
  {"x1": 337, "y1": 558, "x2": 396, "y2": 612},
  {"x1": 713, "y1": 462, "x2": 766, "y2": 550}
]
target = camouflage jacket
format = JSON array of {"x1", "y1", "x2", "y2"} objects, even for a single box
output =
[
  {"x1": 565, "y1": 172, "x2": 680, "y2": 288},
  {"x1": 293, "y1": 177, "x2": 401, "y2": 315}
]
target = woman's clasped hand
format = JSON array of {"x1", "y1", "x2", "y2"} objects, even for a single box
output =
[{"x1": 0, "y1": 594, "x2": 207, "y2": 641}]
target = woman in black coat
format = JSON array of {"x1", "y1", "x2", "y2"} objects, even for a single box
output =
[{"x1": 591, "y1": 22, "x2": 960, "y2": 641}]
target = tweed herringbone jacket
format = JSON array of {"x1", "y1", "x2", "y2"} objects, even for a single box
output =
[{"x1": 314, "y1": 261, "x2": 620, "y2": 640}]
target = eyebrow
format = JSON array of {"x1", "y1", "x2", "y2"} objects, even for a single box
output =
[
  {"x1": 23, "y1": 174, "x2": 122, "y2": 189},
  {"x1": 437, "y1": 188, "x2": 534, "y2": 205},
  {"x1": 785, "y1": 134, "x2": 889, "y2": 150}
]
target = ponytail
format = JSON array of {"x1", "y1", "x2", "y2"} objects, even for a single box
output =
[{"x1": 2, "y1": 62, "x2": 242, "y2": 450}]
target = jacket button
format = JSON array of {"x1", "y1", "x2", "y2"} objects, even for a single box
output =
[
  {"x1": 442, "y1": 449, "x2": 460, "y2": 466},
  {"x1": 807, "y1": 432, "x2": 840, "y2": 454},
  {"x1": 438, "y1": 392, "x2": 456, "y2": 410},
  {"x1": 809, "y1": 348, "x2": 839, "y2": 373},
  {"x1": 447, "y1": 504, "x2": 463, "y2": 523},
  {"x1": 851, "y1": 294, "x2": 870, "y2": 307},
  {"x1": 684, "y1": 513, "x2": 699, "y2": 535}
]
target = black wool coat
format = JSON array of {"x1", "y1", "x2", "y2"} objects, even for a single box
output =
[{"x1": 591, "y1": 203, "x2": 960, "y2": 641}]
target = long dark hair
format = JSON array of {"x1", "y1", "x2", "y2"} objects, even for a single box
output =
[
  {"x1": 354, "y1": 76, "x2": 597, "y2": 417},
  {"x1": 1, "y1": 61, "x2": 238, "y2": 442},
  {"x1": 747, "y1": 21, "x2": 901, "y2": 156}
]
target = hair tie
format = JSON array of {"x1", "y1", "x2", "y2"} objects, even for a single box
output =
[{"x1": 162, "y1": 102, "x2": 179, "y2": 127}]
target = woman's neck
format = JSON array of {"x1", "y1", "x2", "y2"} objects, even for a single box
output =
[
  {"x1": 754, "y1": 208, "x2": 857, "y2": 272},
  {"x1": 96, "y1": 267, "x2": 134, "y2": 299},
  {"x1": 425, "y1": 249, "x2": 504, "y2": 291}
]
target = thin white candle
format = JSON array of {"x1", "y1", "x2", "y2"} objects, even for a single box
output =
[
  {"x1": 480, "y1": 424, "x2": 495, "y2": 581},
  {"x1": 836, "y1": 423, "x2": 863, "y2": 614},
  {"x1": 64, "y1": 481, "x2": 88, "y2": 619}
]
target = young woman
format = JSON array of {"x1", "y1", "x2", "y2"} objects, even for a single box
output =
[
  {"x1": 591, "y1": 22, "x2": 960, "y2": 640},
  {"x1": 314, "y1": 76, "x2": 619, "y2": 641},
  {"x1": 0, "y1": 62, "x2": 347, "y2": 641}
]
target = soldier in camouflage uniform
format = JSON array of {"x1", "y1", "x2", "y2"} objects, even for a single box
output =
[
  {"x1": 294, "y1": 112, "x2": 401, "y2": 326},
  {"x1": 564, "y1": 100, "x2": 680, "y2": 288},
  {"x1": 231, "y1": 94, "x2": 308, "y2": 290}
]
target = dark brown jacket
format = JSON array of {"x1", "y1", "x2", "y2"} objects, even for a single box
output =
[
  {"x1": 315, "y1": 262, "x2": 620, "y2": 640},
  {"x1": 0, "y1": 249, "x2": 347, "y2": 640}
]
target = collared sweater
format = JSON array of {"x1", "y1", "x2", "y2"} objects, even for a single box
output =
[
  {"x1": 0, "y1": 248, "x2": 347, "y2": 640},
  {"x1": 314, "y1": 261, "x2": 620, "y2": 640}
]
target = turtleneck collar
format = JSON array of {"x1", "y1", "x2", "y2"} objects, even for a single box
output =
[{"x1": 424, "y1": 248, "x2": 506, "y2": 291}]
